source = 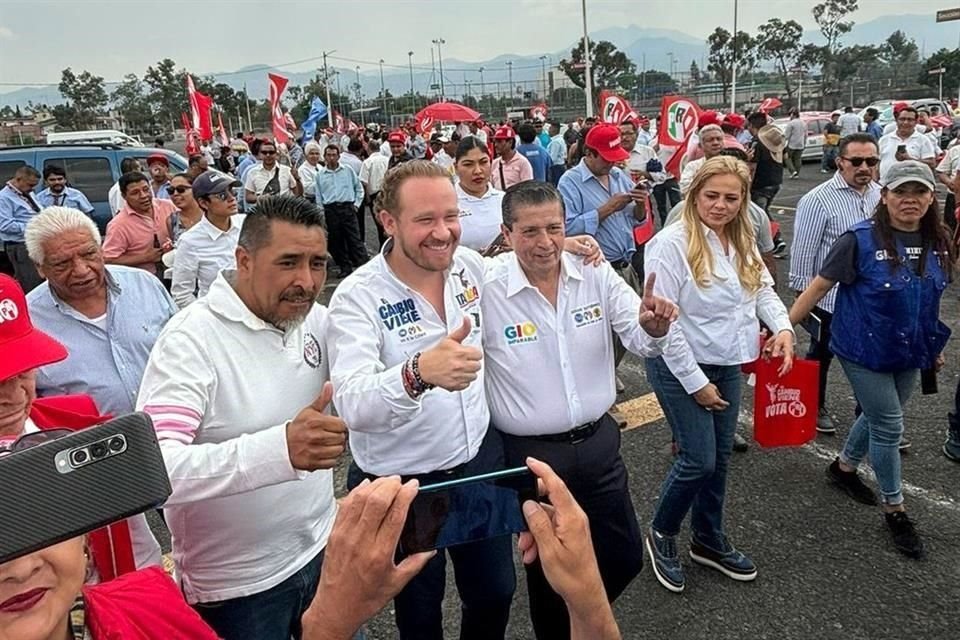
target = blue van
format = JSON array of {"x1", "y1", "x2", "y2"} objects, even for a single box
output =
[{"x1": 0, "y1": 144, "x2": 188, "y2": 234}]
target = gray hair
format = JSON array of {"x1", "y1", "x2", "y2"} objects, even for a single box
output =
[
  {"x1": 699, "y1": 124, "x2": 723, "y2": 141},
  {"x1": 25, "y1": 206, "x2": 101, "y2": 265},
  {"x1": 304, "y1": 141, "x2": 322, "y2": 155},
  {"x1": 501, "y1": 181, "x2": 565, "y2": 229}
]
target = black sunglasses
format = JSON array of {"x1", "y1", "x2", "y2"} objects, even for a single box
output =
[
  {"x1": 209, "y1": 191, "x2": 234, "y2": 202},
  {"x1": 0, "y1": 428, "x2": 73, "y2": 457},
  {"x1": 166, "y1": 185, "x2": 192, "y2": 194},
  {"x1": 841, "y1": 156, "x2": 879, "y2": 167},
  {"x1": 260, "y1": 150, "x2": 277, "y2": 155}
]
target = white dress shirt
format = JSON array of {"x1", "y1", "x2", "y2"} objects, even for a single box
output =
[
  {"x1": 327, "y1": 242, "x2": 490, "y2": 476},
  {"x1": 432, "y1": 149, "x2": 455, "y2": 173},
  {"x1": 679, "y1": 157, "x2": 705, "y2": 195},
  {"x1": 340, "y1": 151, "x2": 363, "y2": 175},
  {"x1": 170, "y1": 214, "x2": 245, "y2": 309},
  {"x1": 298, "y1": 162, "x2": 321, "y2": 199},
  {"x1": 243, "y1": 163, "x2": 297, "y2": 196},
  {"x1": 360, "y1": 153, "x2": 390, "y2": 194},
  {"x1": 878, "y1": 131, "x2": 936, "y2": 179},
  {"x1": 482, "y1": 253, "x2": 669, "y2": 435},
  {"x1": 456, "y1": 182, "x2": 504, "y2": 251},
  {"x1": 136, "y1": 272, "x2": 336, "y2": 603},
  {"x1": 644, "y1": 221, "x2": 792, "y2": 394}
]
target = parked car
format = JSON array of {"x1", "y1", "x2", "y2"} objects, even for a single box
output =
[
  {"x1": 46, "y1": 129, "x2": 144, "y2": 147},
  {"x1": 772, "y1": 112, "x2": 834, "y2": 161},
  {"x1": 0, "y1": 144, "x2": 187, "y2": 234}
]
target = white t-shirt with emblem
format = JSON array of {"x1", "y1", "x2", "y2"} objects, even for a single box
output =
[
  {"x1": 136, "y1": 271, "x2": 336, "y2": 604},
  {"x1": 455, "y1": 183, "x2": 504, "y2": 252},
  {"x1": 481, "y1": 252, "x2": 669, "y2": 435},
  {"x1": 328, "y1": 242, "x2": 491, "y2": 476}
]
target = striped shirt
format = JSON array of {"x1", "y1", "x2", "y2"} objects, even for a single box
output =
[{"x1": 789, "y1": 172, "x2": 881, "y2": 312}]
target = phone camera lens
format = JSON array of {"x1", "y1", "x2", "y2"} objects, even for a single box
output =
[
  {"x1": 108, "y1": 437, "x2": 125, "y2": 452},
  {"x1": 90, "y1": 442, "x2": 107, "y2": 459},
  {"x1": 71, "y1": 449, "x2": 88, "y2": 465}
]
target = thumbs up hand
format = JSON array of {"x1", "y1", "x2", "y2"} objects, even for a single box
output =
[
  {"x1": 287, "y1": 381, "x2": 348, "y2": 471},
  {"x1": 416, "y1": 317, "x2": 483, "y2": 392}
]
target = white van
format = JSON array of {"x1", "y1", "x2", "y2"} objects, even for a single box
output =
[{"x1": 46, "y1": 130, "x2": 144, "y2": 147}]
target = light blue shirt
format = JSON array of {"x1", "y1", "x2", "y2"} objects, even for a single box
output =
[
  {"x1": 558, "y1": 160, "x2": 637, "y2": 264},
  {"x1": 35, "y1": 186, "x2": 95, "y2": 213},
  {"x1": 314, "y1": 164, "x2": 363, "y2": 208},
  {"x1": 537, "y1": 131, "x2": 551, "y2": 148},
  {"x1": 27, "y1": 265, "x2": 177, "y2": 416},
  {"x1": 0, "y1": 183, "x2": 41, "y2": 242},
  {"x1": 547, "y1": 134, "x2": 568, "y2": 166},
  {"x1": 236, "y1": 154, "x2": 257, "y2": 181}
]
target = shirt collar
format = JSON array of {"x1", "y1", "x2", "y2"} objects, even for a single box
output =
[
  {"x1": 197, "y1": 214, "x2": 238, "y2": 240},
  {"x1": 205, "y1": 271, "x2": 287, "y2": 334},
  {"x1": 504, "y1": 252, "x2": 582, "y2": 298},
  {"x1": 47, "y1": 267, "x2": 121, "y2": 312},
  {"x1": 830, "y1": 171, "x2": 880, "y2": 195},
  {"x1": 455, "y1": 182, "x2": 500, "y2": 201},
  {"x1": 377, "y1": 238, "x2": 459, "y2": 290}
]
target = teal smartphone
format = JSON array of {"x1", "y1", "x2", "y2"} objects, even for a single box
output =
[{"x1": 399, "y1": 466, "x2": 537, "y2": 554}]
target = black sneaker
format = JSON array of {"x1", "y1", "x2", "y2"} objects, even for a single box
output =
[
  {"x1": 826, "y1": 459, "x2": 877, "y2": 506},
  {"x1": 898, "y1": 437, "x2": 912, "y2": 452},
  {"x1": 689, "y1": 536, "x2": 757, "y2": 581},
  {"x1": 884, "y1": 511, "x2": 924, "y2": 559},
  {"x1": 732, "y1": 432, "x2": 749, "y2": 453}
]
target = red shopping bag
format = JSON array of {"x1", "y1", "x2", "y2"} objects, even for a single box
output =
[
  {"x1": 753, "y1": 357, "x2": 820, "y2": 448},
  {"x1": 633, "y1": 195, "x2": 655, "y2": 246}
]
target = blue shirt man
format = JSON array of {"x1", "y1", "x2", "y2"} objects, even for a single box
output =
[
  {"x1": 35, "y1": 186, "x2": 94, "y2": 213},
  {"x1": 516, "y1": 122, "x2": 552, "y2": 182},
  {"x1": 314, "y1": 159, "x2": 363, "y2": 207},
  {"x1": 0, "y1": 176, "x2": 41, "y2": 243},
  {"x1": 866, "y1": 120, "x2": 884, "y2": 141},
  {"x1": 558, "y1": 123, "x2": 641, "y2": 266}
]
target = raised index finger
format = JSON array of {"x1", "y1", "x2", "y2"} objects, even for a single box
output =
[{"x1": 643, "y1": 272, "x2": 657, "y2": 302}]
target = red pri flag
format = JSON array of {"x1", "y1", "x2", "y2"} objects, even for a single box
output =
[
  {"x1": 181, "y1": 112, "x2": 201, "y2": 156},
  {"x1": 657, "y1": 95, "x2": 701, "y2": 179},
  {"x1": 415, "y1": 113, "x2": 435, "y2": 136},
  {"x1": 531, "y1": 103, "x2": 548, "y2": 121},
  {"x1": 268, "y1": 72, "x2": 292, "y2": 143},
  {"x1": 598, "y1": 90, "x2": 639, "y2": 125},
  {"x1": 186, "y1": 75, "x2": 214, "y2": 140},
  {"x1": 333, "y1": 111, "x2": 346, "y2": 134},
  {"x1": 217, "y1": 111, "x2": 229, "y2": 146}
]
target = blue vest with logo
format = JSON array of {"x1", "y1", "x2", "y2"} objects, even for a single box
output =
[{"x1": 830, "y1": 220, "x2": 951, "y2": 372}]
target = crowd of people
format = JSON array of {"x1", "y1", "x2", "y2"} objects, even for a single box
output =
[{"x1": 0, "y1": 96, "x2": 958, "y2": 640}]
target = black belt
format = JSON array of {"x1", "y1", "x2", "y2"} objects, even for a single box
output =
[
  {"x1": 519, "y1": 415, "x2": 606, "y2": 445},
  {"x1": 610, "y1": 259, "x2": 630, "y2": 271},
  {"x1": 358, "y1": 459, "x2": 469, "y2": 485}
]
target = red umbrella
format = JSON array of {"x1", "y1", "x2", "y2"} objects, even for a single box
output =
[
  {"x1": 758, "y1": 97, "x2": 783, "y2": 113},
  {"x1": 416, "y1": 102, "x2": 481, "y2": 123}
]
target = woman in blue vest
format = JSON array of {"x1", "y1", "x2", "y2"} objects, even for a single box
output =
[{"x1": 790, "y1": 160, "x2": 954, "y2": 559}]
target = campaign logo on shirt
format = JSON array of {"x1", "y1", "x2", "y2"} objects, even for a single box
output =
[
  {"x1": 398, "y1": 324, "x2": 428, "y2": 344},
  {"x1": 458, "y1": 207, "x2": 473, "y2": 218},
  {"x1": 572, "y1": 303, "x2": 604, "y2": 328},
  {"x1": 504, "y1": 321, "x2": 538, "y2": 345},
  {"x1": 454, "y1": 269, "x2": 480, "y2": 309},
  {"x1": 378, "y1": 297, "x2": 422, "y2": 331},
  {"x1": 303, "y1": 332, "x2": 322, "y2": 368}
]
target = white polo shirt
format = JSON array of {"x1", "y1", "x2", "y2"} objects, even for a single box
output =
[
  {"x1": 170, "y1": 214, "x2": 244, "y2": 309},
  {"x1": 878, "y1": 131, "x2": 937, "y2": 180},
  {"x1": 328, "y1": 242, "x2": 489, "y2": 476},
  {"x1": 481, "y1": 253, "x2": 669, "y2": 436},
  {"x1": 243, "y1": 162, "x2": 297, "y2": 196},
  {"x1": 136, "y1": 272, "x2": 336, "y2": 604},
  {"x1": 456, "y1": 183, "x2": 505, "y2": 251},
  {"x1": 360, "y1": 153, "x2": 389, "y2": 194}
]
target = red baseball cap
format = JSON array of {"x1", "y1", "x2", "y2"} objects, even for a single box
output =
[
  {"x1": 0, "y1": 275, "x2": 68, "y2": 381},
  {"x1": 698, "y1": 110, "x2": 721, "y2": 128},
  {"x1": 493, "y1": 125, "x2": 515, "y2": 140},
  {"x1": 584, "y1": 123, "x2": 631, "y2": 163},
  {"x1": 146, "y1": 153, "x2": 169, "y2": 167},
  {"x1": 722, "y1": 113, "x2": 746, "y2": 129},
  {"x1": 387, "y1": 130, "x2": 407, "y2": 144},
  {"x1": 893, "y1": 101, "x2": 910, "y2": 115}
]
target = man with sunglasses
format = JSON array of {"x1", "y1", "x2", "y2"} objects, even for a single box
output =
[
  {"x1": 790, "y1": 133, "x2": 881, "y2": 435},
  {"x1": 243, "y1": 140, "x2": 300, "y2": 204},
  {"x1": 171, "y1": 171, "x2": 245, "y2": 308}
]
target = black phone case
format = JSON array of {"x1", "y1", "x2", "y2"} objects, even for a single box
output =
[{"x1": 0, "y1": 413, "x2": 171, "y2": 564}]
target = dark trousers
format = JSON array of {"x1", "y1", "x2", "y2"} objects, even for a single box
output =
[
  {"x1": 949, "y1": 374, "x2": 960, "y2": 434},
  {"x1": 548, "y1": 164, "x2": 565, "y2": 186},
  {"x1": 325, "y1": 202, "x2": 369, "y2": 273},
  {"x1": 367, "y1": 191, "x2": 389, "y2": 248},
  {"x1": 945, "y1": 193, "x2": 957, "y2": 232},
  {"x1": 751, "y1": 184, "x2": 781, "y2": 214},
  {"x1": 193, "y1": 549, "x2": 324, "y2": 640},
  {"x1": 653, "y1": 179, "x2": 682, "y2": 225},
  {"x1": 347, "y1": 428, "x2": 515, "y2": 640},
  {"x1": 500, "y1": 415, "x2": 642, "y2": 640},
  {"x1": 3, "y1": 242, "x2": 42, "y2": 292},
  {"x1": 805, "y1": 307, "x2": 834, "y2": 411}
]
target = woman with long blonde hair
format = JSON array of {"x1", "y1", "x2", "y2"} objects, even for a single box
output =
[{"x1": 642, "y1": 155, "x2": 795, "y2": 594}]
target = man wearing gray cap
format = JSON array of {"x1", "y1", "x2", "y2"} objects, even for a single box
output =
[
  {"x1": 789, "y1": 161, "x2": 953, "y2": 559},
  {"x1": 171, "y1": 171, "x2": 246, "y2": 308}
]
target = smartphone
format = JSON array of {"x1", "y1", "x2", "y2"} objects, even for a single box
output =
[
  {"x1": 399, "y1": 467, "x2": 537, "y2": 554},
  {"x1": 897, "y1": 144, "x2": 907, "y2": 155},
  {"x1": 0, "y1": 413, "x2": 171, "y2": 564},
  {"x1": 800, "y1": 310, "x2": 823, "y2": 343}
]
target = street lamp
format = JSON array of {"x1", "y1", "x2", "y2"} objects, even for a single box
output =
[
  {"x1": 355, "y1": 65, "x2": 365, "y2": 126},
  {"x1": 407, "y1": 51, "x2": 415, "y2": 101},
  {"x1": 507, "y1": 61, "x2": 514, "y2": 108},
  {"x1": 379, "y1": 59, "x2": 388, "y2": 120},
  {"x1": 539, "y1": 55, "x2": 548, "y2": 100},
  {"x1": 432, "y1": 38, "x2": 446, "y2": 101}
]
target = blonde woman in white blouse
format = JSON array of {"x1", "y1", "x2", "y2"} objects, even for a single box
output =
[{"x1": 642, "y1": 155, "x2": 795, "y2": 594}]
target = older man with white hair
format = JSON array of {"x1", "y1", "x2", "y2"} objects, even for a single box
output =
[
  {"x1": 678, "y1": 125, "x2": 726, "y2": 195},
  {"x1": 298, "y1": 142, "x2": 324, "y2": 204},
  {"x1": 24, "y1": 206, "x2": 177, "y2": 417}
]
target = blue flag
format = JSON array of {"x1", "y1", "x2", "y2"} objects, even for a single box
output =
[{"x1": 300, "y1": 97, "x2": 328, "y2": 144}]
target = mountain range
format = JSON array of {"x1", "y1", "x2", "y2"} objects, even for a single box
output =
[{"x1": 1, "y1": 13, "x2": 957, "y2": 108}]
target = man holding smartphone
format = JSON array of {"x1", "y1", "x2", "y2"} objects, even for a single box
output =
[
  {"x1": 481, "y1": 181, "x2": 677, "y2": 640},
  {"x1": 878, "y1": 105, "x2": 937, "y2": 179}
]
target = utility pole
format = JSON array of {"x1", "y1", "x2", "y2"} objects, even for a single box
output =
[
  {"x1": 408, "y1": 51, "x2": 415, "y2": 104},
  {"x1": 355, "y1": 66, "x2": 365, "y2": 127},
  {"x1": 507, "y1": 61, "x2": 514, "y2": 108},
  {"x1": 379, "y1": 59, "x2": 388, "y2": 120},
  {"x1": 322, "y1": 51, "x2": 335, "y2": 128},
  {"x1": 478, "y1": 66, "x2": 485, "y2": 114},
  {"x1": 539, "y1": 55, "x2": 548, "y2": 100},
  {"x1": 243, "y1": 82, "x2": 252, "y2": 132},
  {"x1": 730, "y1": 0, "x2": 739, "y2": 113},
  {"x1": 581, "y1": 0, "x2": 594, "y2": 117},
  {"x1": 432, "y1": 38, "x2": 446, "y2": 101}
]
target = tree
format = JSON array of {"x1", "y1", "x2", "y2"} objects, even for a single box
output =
[
  {"x1": 144, "y1": 58, "x2": 185, "y2": 132},
  {"x1": 920, "y1": 48, "x2": 960, "y2": 92},
  {"x1": 812, "y1": 0, "x2": 859, "y2": 93},
  {"x1": 706, "y1": 28, "x2": 757, "y2": 104},
  {"x1": 559, "y1": 38, "x2": 637, "y2": 96},
  {"x1": 756, "y1": 18, "x2": 804, "y2": 98},
  {"x1": 57, "y1": 67, "x2": 108, "y2": 129},
  {"x1": 689, "y1": 60, "x2": 702, "y2": 86},
  {"x1": 833, "y1": 44, "x2": 882, "y2": 83},
  {"x1": 637, "y1": 69, "x2": 677, "y2": 99},
  {"x1": 111, "y1": 74, "x2": 154, "y2": 133},
  {"x1": 880, "y1": 30, "x2": 920, "y2": 85}
]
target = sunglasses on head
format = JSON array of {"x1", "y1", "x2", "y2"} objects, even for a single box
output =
[
  {"x1": 0, "y1": 428, "x2": 73, "y2": 458},
  {"x1": 167, "y1": 185, "x2": 192, "y2": 194},
  {"x1": 841, "y1": 156, "x2": 879, "y2": 167}
]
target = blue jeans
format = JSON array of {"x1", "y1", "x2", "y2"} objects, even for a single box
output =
[
  {"x1": 837, "y1": 357, "x2": 918, "y2": 506},
  {"x1": 821, "y1": 146, "x2": 838, "y2": 171},
  {"x1": 193, "y1": 549, "x2": 335, "y2": 640},
  {"x1": 646, "y1": 357, "x2": 741, "y2": 549}
]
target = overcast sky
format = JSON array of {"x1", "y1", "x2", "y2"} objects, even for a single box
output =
[{"x1": 0, "y1": 0, "x2": 953, "y2": 88}]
